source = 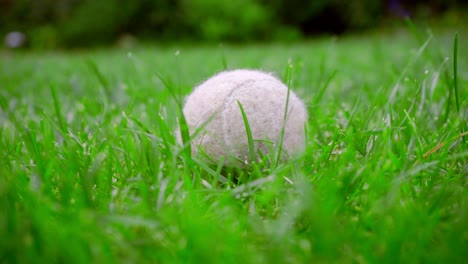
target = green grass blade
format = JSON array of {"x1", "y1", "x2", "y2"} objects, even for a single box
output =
[
  {"x1": 275, "y1": 62, "x2": 293, "y2": 167},
  {"x1": 87, "y1": 59, "x2": 111, "y2": 101},
  {"x1": 220, "y1": 44, "x2": 228, "y2": 70},
  {"x1": 453, "y1": 32, "x2": 459, "y2": 114},
  {"x1": 237, "y1": 100, "x2": 256, "y2": 164},
  {"x1": 49, "y1": 83, "x2": 66, "y2": 135},
  {"x1": 154, "y1": 71, "x2": 192, "y2": 159},
  {"x1": 314, "y1": 70, "x2": 337, "y2": 105},
  {"x1": 404, "y1": 17, "x2": 424, "y2": 44},
  {"x1": 27, "y1": 130, "x2": 46, "y2": 179}
]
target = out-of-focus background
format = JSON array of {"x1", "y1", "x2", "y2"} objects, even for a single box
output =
[{"x1": 1, "y1": 0, "x2": 466, "y2": 49}]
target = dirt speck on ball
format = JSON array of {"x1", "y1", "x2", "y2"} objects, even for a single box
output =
[{"x1": 178, "y1": 69, "x2": 308, "y2": 166}]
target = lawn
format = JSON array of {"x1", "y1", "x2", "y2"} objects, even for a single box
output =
[{"x1": 0, "y1": 28, "x2": 466, "y2": 263}]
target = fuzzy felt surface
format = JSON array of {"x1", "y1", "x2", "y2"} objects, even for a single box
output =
[{"x1": 180, "y1": 69, "x2": 308, "y2": 166}]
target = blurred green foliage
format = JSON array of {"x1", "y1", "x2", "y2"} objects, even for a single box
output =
[
  {"x1": 0, "y1": 0, "x2": 466, "y2": 48},
  {"x1": 60, "y1": 0, "x2": 140, "y2": 46},
  {"x1": 181, "y1": 0, "x2": 272, "y2": 41}
]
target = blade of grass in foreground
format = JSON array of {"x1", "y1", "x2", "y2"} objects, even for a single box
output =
[
  {"x1": 154, "y1": 71, "x2": 192, "y2": 159},
  {"x1": 50, "y1": 83, "x2": 66, "y2": 135},
  {"x1": 237, "y1": 100, "x2": 257, "y2": 164},
  {"x1": 220, "y1": 44, "x2": 228, "y2": 70},
  {"x1": 87, "y1": 59, "x2": 112, "y2": 101},
  {"x1": 452, "y1": 32, "x2": 460, "y2": 114},
  {"x1": 451, "y1": 32, "x2": 465, "y2": 142},
  {"x1": 275, "y1": 62, "x2": 293, "y2": 167},
  {"x1": 314, "y1": 70, "x2": 337, "y2": 105}
]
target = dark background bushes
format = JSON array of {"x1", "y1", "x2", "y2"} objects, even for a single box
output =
[{"x1": 0, "y1": 0, "x2": 466, "y2": 48}]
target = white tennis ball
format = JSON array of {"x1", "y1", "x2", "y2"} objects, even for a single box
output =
[{"x1": 179, "y1": 69, "x2": 308, "y2": 166}]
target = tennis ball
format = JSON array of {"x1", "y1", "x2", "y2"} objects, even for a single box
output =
[{"x1": 178, "y1": 69, "x2": 308, "y2": 166}]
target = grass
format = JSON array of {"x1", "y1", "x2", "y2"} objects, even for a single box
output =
[{"x1": 0, "y1": 28, "x2": 467, "y2": 263}]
